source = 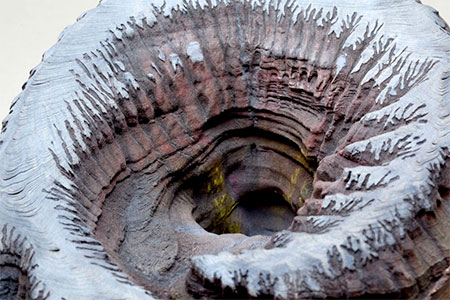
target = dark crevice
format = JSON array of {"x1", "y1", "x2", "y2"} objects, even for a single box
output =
[{"x1": 206, "y1": 189, "x2": 296, "y2": 236}]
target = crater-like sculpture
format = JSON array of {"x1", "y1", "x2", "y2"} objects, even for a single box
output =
[{"x1": 1, "y1": 0, "x2": 450, "y2": 299}]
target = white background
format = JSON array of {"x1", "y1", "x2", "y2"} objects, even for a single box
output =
[{"x1": 0, "y1": 0, "x2": 449, "y2": 124}]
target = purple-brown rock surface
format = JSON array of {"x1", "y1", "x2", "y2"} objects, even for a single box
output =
[{"x1": 0, "y1": 0, "x2": 449, "y2": 299}]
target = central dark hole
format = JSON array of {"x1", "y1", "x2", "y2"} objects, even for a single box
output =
[
  {"x1": 181, "y1": 128, "x2": 315, "y2": 237},
  {"x1": 222, "y1": 189, "x2": 296, "y2": 236},
  {"x1": 199, "y1": 187, "x2": 298, "y2": 237}
]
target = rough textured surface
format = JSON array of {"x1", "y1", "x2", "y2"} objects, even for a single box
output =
[{"x1": 0, "y1": 0, "x2": 450, "y2": 299}]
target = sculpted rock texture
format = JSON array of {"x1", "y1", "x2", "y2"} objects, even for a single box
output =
[{"x1": 1, "y1": 0, "x2": 450, "y2": 299}]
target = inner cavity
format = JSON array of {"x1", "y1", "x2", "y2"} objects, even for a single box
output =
[
  {"x1": 223, "y1": 189, "x2": 296, "y2": 236},
  {"x1": 177, "y1": 128, "x2": 316, "y2": 237}
]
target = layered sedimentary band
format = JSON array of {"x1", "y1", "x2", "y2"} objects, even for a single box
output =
[{"x1": 0, "y1": 0, "x2": 449, "y2": 299}]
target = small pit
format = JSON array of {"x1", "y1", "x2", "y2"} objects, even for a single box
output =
[{"x1": 208, "y1": 189, "x2": 296, "y2": 236}]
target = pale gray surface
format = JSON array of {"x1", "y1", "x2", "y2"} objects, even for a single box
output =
[{"x1": 0, "y1": 0, "x2": 99, "y2": 126}]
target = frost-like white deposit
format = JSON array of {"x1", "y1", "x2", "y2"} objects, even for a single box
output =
[
  {"x1": 169, "y1": 53, "x2": 183, "y2": 71},
  {"x1": 186, "y1": 41, "x2": 204, "y2": 63},
  {"x1": 344, "y1": 123, "x2": 426, "y2": 160}
]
